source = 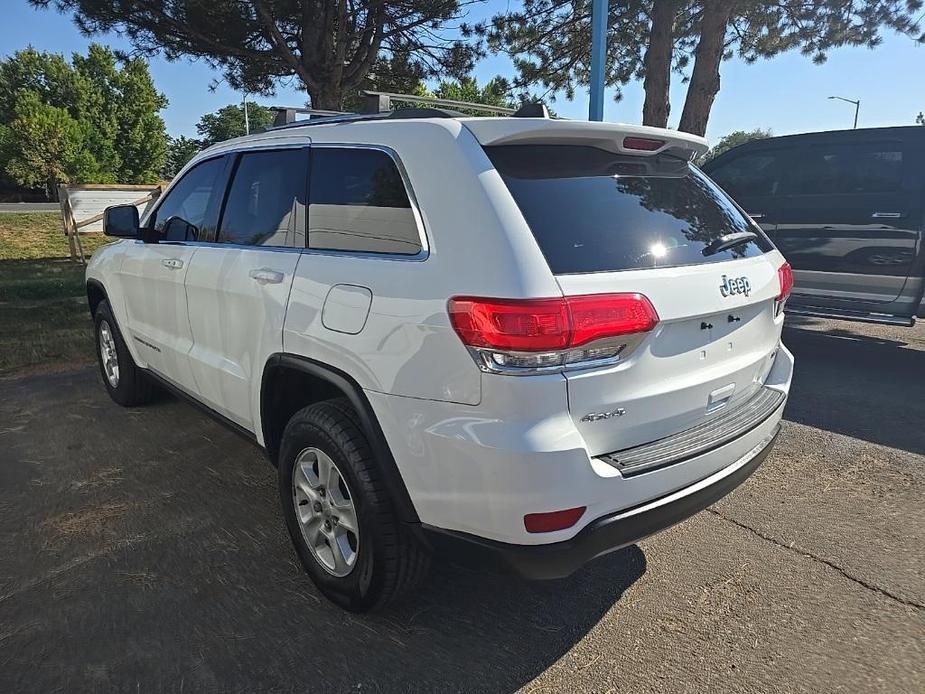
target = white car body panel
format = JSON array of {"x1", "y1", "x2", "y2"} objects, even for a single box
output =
[
  {"x1": 184, "y1": 245, "x2": 300, "y2": 430},
  {"x1": 87, "y1": 115, "x2": 792, "y2": 556},
  {"x1": 368, "y1": 344, "x2": 791, "y2": 545},
  {"x1": 556, "y1": 251, "x2": 787, "y2": 455},
  {"x1": 117, "y1": 242, "x2": 201, "y2": 393}
]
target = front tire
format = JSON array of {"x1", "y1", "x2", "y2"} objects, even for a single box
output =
[
  {"x1": 278, "y1": 399, "x2": 429, "y2": 611},
  {"x1": 93, "y1": 300, "x2": 155, "y2": 406}
]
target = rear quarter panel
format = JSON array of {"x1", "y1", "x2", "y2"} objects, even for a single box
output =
[{"x1": 283, "y1": 120, "x2": 563, "y2": 404}]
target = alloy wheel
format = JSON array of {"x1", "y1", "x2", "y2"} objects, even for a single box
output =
[{"x1": 292, "y1": 447, "x2": 360, "y2": 577}]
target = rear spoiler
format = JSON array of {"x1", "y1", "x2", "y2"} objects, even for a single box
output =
[{"x1": 462, "y1": 119, "x2": 708, "y2": 160}]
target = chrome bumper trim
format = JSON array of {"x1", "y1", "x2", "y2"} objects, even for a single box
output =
[{"x1": 598, "y1": 386, "x2": 785, "y2": 476}]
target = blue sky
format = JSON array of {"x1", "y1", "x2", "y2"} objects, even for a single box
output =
[{"x1": 1, "y1": 1, "x2": 923, "y2": 143}]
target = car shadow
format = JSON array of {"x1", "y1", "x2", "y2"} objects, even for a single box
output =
[
  {"x1": 233, "y1": 547, "x2": 647, "y2": 693},
  {"x1": 782, "y1": 317, "x2": 925, "y2": 455}
]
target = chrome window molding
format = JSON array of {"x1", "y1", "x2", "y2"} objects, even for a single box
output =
[
  {"x1": 141, "y1": 152, "x2": 229, "y2": 229},
  {"x1": 308, "y1": 142, "x2": 431, "y2": 262},
  {"x1": 143, "y1": 240, "x2": 306, "y2": 254},
  {"x1": 142, "y1": 141, "x2": 430, "y2": 260}
]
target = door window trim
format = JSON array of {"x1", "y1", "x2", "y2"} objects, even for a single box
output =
[
  {"x1": 144, "y1": 142, "x2": 430, "y2": 260},
  {"x1": 151, "y1": 144, "x2": 311, "y2": 253},
  {"x1": 212, "y1": 144, "x2": 311, "y2": 249},
  {"x1": 777, "y1": 140, "x2": 906, "y2": 198},
  {"x1": 704, "y1": 146, "x2": 794, "y2": 200},
  {"x1": 143, "y1": 153, "x2": 231, "y2": 241},
  {"x1": 304, "y1": 143, "x2": 430, "y2": 262}
]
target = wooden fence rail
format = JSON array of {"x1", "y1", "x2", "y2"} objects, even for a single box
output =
[{"x1": 58, "y1": 183, "x2": 166, "y2": 263}]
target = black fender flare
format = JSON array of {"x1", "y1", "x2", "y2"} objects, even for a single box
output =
[
  {"x1": 86, "y1": 278, "x2": 110, "y2": 315},
  {"x1": 261, "y1": 353, "x2": 421, "y2": 525}
]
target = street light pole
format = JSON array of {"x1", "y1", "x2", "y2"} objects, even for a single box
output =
[
  {"x1": 828, "y1": 95, "x2": 860, "y2": 129},
  {"x1": 588, "y1": 0, "x2": 609, "y2": 121},
  {"x1": 243, "y1": 93, "x2": 250, "y2": 135}
]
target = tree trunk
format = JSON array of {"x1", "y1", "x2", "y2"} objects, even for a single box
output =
[
  {"x1": 642, "y1": 0, "x2": 678, "y2": 128},
  {"x1": 677, "y1": 0, "x2": 734, "y2": 136},
  {"x1": 309, "y1": 82, "x2": 345, "y2": 111}
]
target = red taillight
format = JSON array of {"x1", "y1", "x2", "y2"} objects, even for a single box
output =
[
  {"x1": 524, "y1": 506, "x2": 586, "y2": 533},
  {"x1": 777, "y1": 261, "x2": 794, "y2": 301},
  {"x1": 448, "y1": 297, "x2": 569, "y2": 351},
  {"x1": 623, "y1": 136, "x2": 665, "y2": 151},
  {"x1": 448, "y1": 294, "x2": 659, "y2": 352}
]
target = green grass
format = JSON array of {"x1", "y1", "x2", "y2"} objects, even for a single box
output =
[{"x1": 0, "y1": 213, "x2": 110, "y2": 373}]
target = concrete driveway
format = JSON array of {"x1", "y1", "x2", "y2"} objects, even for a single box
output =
[{"x1": 0, "y1": 317, "x2": 922, "y2": 693}]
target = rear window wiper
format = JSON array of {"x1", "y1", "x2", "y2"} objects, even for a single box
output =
[{"x1": 702, "y1": 231, "x2": 757, "y2": 257}]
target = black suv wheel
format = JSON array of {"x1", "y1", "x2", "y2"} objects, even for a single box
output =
[
  {"x1": 93, "y1": 300, "x2": 155, "y2": 406},
  {"x1": 278, "y1": 399, "x2": 429, "y2": 611}
]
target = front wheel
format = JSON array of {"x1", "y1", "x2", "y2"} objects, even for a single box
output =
[
  {"x1": 278, "y1": 399, "x2": 429, "y2": 611},
  {"x1": 93, "y1": 300, "x2": 155, "y2": 406}
]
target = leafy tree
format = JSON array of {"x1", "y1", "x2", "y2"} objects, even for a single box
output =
[
  {"x1": 917, "y1": 112, "x2": 924, "y2": 125},
  {"x1": 1, "y1": 91, "x2": 97, "y2": 199},
  {"x1": 472, "y1": 1, "x2": 651, "y2": 104},
  {"x1": 699, "y1": 127, "x2": 771, "y2": 163},
  {"x1": 111, "y1": 54, "x2": 169, "y2": 182},
  {"x1": 478, "y1": 1, "x2": 925, "y2": 135},
  {"x1": 433, "y1": 76, "x2": 518, "y2": 114},
  {"x1": 0, "y1": 44, "x2": 167, "y2": 194},
  {"x1": 196, "y1": 103, "x2": 274, "y2": 147},
  {"x1": 676, "y1": 1, "x2": 924, "y2": 136},
  {"x1": 342, "y1": 54, "x2": 433, "y2": 112},
  {"x1": 32, "y1": 0, "x2": 483, "y2": 110},
  {"x1": 162, "y1": 135, "x2": 202, "y2": 178}
]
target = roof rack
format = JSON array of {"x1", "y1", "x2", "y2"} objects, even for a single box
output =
[
  {"x1": 360, "y1": 90, "x2": 517, "y2": 116},
  {"x1": 265, "y1": 107, "x2": 461, "y2": 133},
  {"x1": 265, "y1": 90, "x2": 550, "y2": 131}
]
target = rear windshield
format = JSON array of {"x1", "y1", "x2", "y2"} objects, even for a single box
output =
[{"x1": 487, "y1": 144, "x2": 772, "y2": 274}]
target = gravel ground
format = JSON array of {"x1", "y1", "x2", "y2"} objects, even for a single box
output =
[{"x1": 0, "y1": 316, "x2": 922, "y2": 693}]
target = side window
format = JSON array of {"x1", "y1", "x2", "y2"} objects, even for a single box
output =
[
  {"x1": 782, "y1": 143, "x2": 903, "y2": 195},
  {"x1": 154, "y1": 157, "x2": 224, "y2": 241},
  {"x1": 308, "y1": 147, "x2": 422, "y2": 255},
  {"x1": 217, "y1": 148, "x2": 308, "y2": 247},
  {"x1": 706, "y1": 150, "x2": 785, "y2": 199}
]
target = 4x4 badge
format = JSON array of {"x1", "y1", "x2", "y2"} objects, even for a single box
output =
[
  {"x1": 720, "y1": 274, "x2": 751, "y2": 297},
  {"x1": 580, "y1": 408, "x2": 626, "y2": 423}
]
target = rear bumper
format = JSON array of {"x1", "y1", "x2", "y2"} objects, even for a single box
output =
[
  {"x1": 423, "y1": 424, "x2": 780, "y2": 580},
  {"x1": 370, "y1": 344, "x2": 792, "y2": 546}
]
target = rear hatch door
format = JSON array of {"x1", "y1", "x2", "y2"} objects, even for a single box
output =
[{"x1": 485, "y1": 143, "x2": 785, "y2": 458}]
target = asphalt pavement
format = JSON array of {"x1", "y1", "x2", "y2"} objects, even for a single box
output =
[
  {"x1": 0, "y1": 203, "x2": 60, "y2": 213},
  {"x1": 0, "y1": 316, "x2": 922, "y2": 693}
]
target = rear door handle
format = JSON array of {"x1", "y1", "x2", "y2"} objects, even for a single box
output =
[
  {"x1": 161, "y1": 258, "x2": 184, "y2": 270},
  {"x1": 249, "y1": 268, "x2": 285, "y2": 285},
  {"x1": 871, "y1": 212, "x2": 903, "y2": 219}
]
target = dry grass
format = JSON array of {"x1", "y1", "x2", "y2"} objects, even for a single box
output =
[
  {"x1": 0, "y1": 212, "x2": 111, "y2": 374},
  {"x1": 0, "y1": 212, "x2": 109, "y2": 260}
]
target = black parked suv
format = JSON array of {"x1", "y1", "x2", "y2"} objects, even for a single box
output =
[{"x1": 703, "y1": 126, "x2": 925, "y2": 326}]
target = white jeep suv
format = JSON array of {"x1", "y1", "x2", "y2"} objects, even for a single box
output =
[{"x1": 88, "y1": 110, "x2": 794, "y2": 611}]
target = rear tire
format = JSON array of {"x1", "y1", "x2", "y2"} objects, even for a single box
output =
[
  {"x1": 278, "y1": 398, "x2": 430, "y2": 612},
  {"x1": 93, "y1": 300, "x2": 155, "y2": 406}
]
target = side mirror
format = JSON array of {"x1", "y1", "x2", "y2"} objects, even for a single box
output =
[{"x1": 103, "y1": 204, "x2": 140, "y2": 238}]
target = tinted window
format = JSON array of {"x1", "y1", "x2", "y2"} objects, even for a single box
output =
[
  {"x1": 154, "y1": 157, "x2": 224, "y2": 241},
  {"x1": 782, "y1": 143, "x2": 903, "y2": 195},
  {"x1": 308, "y1": 148, "x2": 421, "y2": 255},
  {"x1": 218, "y1": 149, "x2": 308, "y2": 247},
  {"x1": 487, "y1": 145, "x2": 772, "y2": 274},
  {"x1": 706, "y1": 150, "x2": 786, "y2": 199}
]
